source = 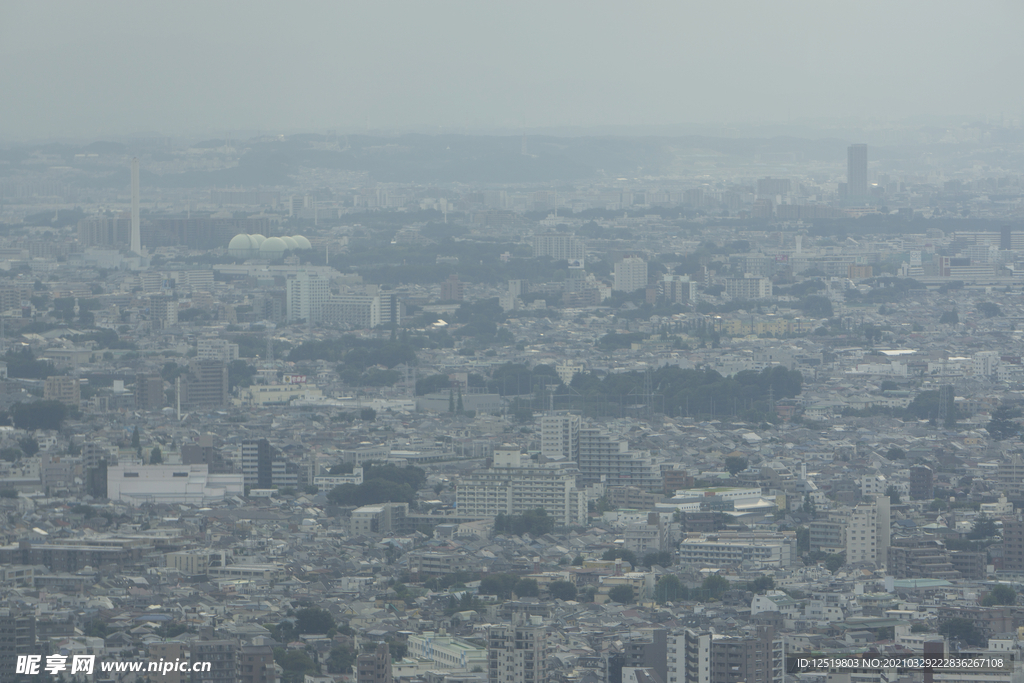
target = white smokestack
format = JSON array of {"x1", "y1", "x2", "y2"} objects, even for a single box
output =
[{"x1": 130, "y1": 158, "x2": 141, "y2": 255}]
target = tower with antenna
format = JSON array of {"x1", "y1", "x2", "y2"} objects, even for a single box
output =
[{"x1": 130, "y1": 158, "x2": 141, "y2": 255}]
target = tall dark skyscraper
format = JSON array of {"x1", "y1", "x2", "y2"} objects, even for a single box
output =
[{"x1": 847, "y1": 144, "x2": 868, "y2": 200}]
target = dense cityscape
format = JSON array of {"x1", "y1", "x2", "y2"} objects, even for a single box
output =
[{"x1": 6, "y1": 4, "x2": 1024, "y2": 683}]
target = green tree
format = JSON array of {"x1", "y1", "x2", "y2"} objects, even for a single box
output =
[
  {"x1": 549, "y1": 580, "x2": 578, "y2": 601},
  {"x1": 725, "y1": 455, "x2": 748, "y2": 476},
  {"x1": 642, "y1": 551, "x2": 673, "y2": 567},
  {"x1": 9, "y1": 401, "x2": 68, "y2": 431},
  {"x1": 968, "y1": 515, "x2": 997, "y2": 540},
  {"x1": 513, "y1": 578, "x2": 539, "y2": 597},
  {"x1": 702, "y1": 574, "x2": 730, "y2": 599},
  {"x1": 274, "y1": 648, "x2": 318, "y2": 683},
  {"x1": 886, "y1": 446, "x2": 906, "y2": 460},
  {"x1": 360, "y1": 407, "x2": 377, "y2": 422},
  {"x1": 885, "y1": 485, "x2": 901, "y2": 505},
  {"x1": 939, "y1": 310, "x2": 959, "y2": 325},
  {"x1": 326, "y1": 645, "x2": 356, "y2": 674},
  {"x1": 131, "y1": 426, "x2": 140, "y2": 448},
  {"x1": 939, "y1": 617, "x2": 985, "y2": 647},
  {"x1": 654, "y1": 574, "x2": 684, "y2": 604},
  {"x1": 608, "y1": 585, "x2": 634, "y2": 604},
  {"x1": 18, "y1": 436, "x2": 38, "y2": 457},
  {"x1": 150, "y1": 446, "x2": 162, "y2": 464},
  {"x1": 824, "y1": 552, "x2": 846, "y2": 573},
  {"x1": 571, "y1": 555, "x2": 584, "y2": 566},
  {"x1": 750, "y1": 576, "x2": 775, "y2": 593},
  {"x1": 981, "y1": 584, "x2": 1016, "y2": 606},
  {"x1": 796, "y1": 527, "x2": 810, "y2": 554},
  {"x1": 987, "y1": 405, "x2": 1022, "y2": 441},
  {"x1": 294, "y1": 607, "x2": 335, "y2": 635},
  {"x1": 479, "y1": 573, "x2": 519, "y2": 599}
]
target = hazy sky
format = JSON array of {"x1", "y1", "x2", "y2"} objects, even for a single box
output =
[{"x1": 3, "y1": 0, "x2": 1024, "y2": 141}]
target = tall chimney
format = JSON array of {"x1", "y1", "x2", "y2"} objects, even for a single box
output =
[{"x1": 130, "y1": 158, "x2": 141, "y2": 255}]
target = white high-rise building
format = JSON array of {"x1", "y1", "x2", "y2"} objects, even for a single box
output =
[
  {"x1": 533, "y1": 234, "x2": 584, "y2": 262},
  {"x1": 845, "y1": 495, "x2": 890, "y2": 568},
  {"x1": 286, "y1": 271, "x2": 331, "y2": 323},
  {"x1": 488, "y1": 618, "x2": 546, "y2": 683},
  {"x1": 540, "y1": 413, "x2": 580, "y2": 461},
  {"x1": 130, "y1": 157, "x2": 141, "y2": 255},
  {"x1": 456, "y1": 446, "x2": 587, "y2": 526},
  {"x1": 614, "y1": 256, "x2": 648, "y2": 292}
]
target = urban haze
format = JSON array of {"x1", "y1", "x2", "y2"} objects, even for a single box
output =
[{"x1": 3, "y1": 5, "x2": 1024, "y2": 683}]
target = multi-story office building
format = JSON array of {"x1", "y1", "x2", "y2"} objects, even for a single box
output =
[
  {"x1": 677, "y1": 532, "x2": 796, "y2": 568},
  {"x1": 440, "y1": 274, "x2": 464, "y2": 301},
  {"x1": 135, "y1": 373, "x2": 165, "y2": 411},
  {"x1": 668, "y1": 628, "x2": 782, "y2": 683},
  {"x1": 350, "y1": 502, "x2": 408, "y2": 535},
  {"x1": 324, "y1": 294, "x2": 382, "y2": 328},
  {"x1": 577, "y1": 429, "x2": 661, "y2": 491},
  {"x1": 357, "y1": 643, "x2": 393, "y2": 683},
  {"x1": 179, "y1": 359, "x2": 229, "y2": 410},
  {"x1": 661, "y1": 275, "x2": 696, "y2": 304},
  {"x1": 909, "y1": 464, "x2": 934, "y2": 500},
  {"x1": 488, "y1": 618, "x2": 546, "y2": 683},
  {"x1": 241, "y1": 438, "x2": 273, "y2": 488},
  {"x1": 540, "y1": 413, "x2": 580, "y2": 461},
  {"x1": 1002, "y1": 512, "x2": 1024, "y2": 572},
  {"x1": 190, "y1": 641, "x2": 237, "y2": 683},
  {"x1": 845, "y1": 495, "x2": 890, "y2": 568},
  {"x1": 533, "y1": 234, "x2": 584, "y2": 262},
  {"x1": 286, "y1": 271, "x2": 331, "y2": 323},
  {"x1": 43, "y1": 375, "x2": 80, "y2": 406},
  {"x1": 150, "y1": 294, "x2": 178, "y2": 329},
  {"x1": 238, "y1": 645, "x2": 277, "y2": 683},
  {"x1": 623, "y1": 630, "x2": 667, "y2": 683},
  {"x1": 724, "y1": 275, "x2": 771, "y2": 299},
  {"x1": 197, "y1": 338, "x2": 240, "y2": 363},
  {"x1": 0, "y1": 609, "x2": 36, "y2": 683},
  {"x1": 456, "y1": 446, "x2": 587, "y2": 527},
  {"x1": 614, "y1": 256, "x2": 648, "y2": 292},
  {"x1": 149, "y1": 643, "x2": 188, "y2": 683},
  {"x1": 847, "y1": 144, "x2": 868, "y2": 200}
]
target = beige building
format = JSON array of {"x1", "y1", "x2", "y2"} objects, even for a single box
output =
[{"x1": 44, "y1": 376, "x2": 80, "y2": 406}]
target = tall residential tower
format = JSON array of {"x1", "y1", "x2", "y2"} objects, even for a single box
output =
[{"x1": 130, "y1": 157, "x2": 141, "y2": 254}]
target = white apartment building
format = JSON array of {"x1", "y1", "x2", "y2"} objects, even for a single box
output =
[
  {"x1": 725, "y1": 274, "x2": 772, "y2": 299},
  {"x1": 846, "y1": 495, "x2": 891, "y2": 567},
  {"x1": 533, "y1": 234, "x2": 584, "y2": 262},
  {"x1": 323, "y1": 294, "x2": 382, "y2": 328},
  {"x1": 677, "y1": 533, "x2": 796, "y2": 568},
  {"x1": 456, "y1": 446, "x2": 587, "y2": 526},
  {"x1": 487, "y1": 619, "x2": 546, "y2": 683},
  {"x1": 540, "y1": 413, "x2": 580, "y2": 461},
  {"x1": 197, "y1": 338, "x2": 240, "y2": 363},
  {"x1": 286, "y1": 271, "x2": 331, "y2": 323},
  {"x1": 614, "y1": 256, "x2": 648, "y2": 292}
]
